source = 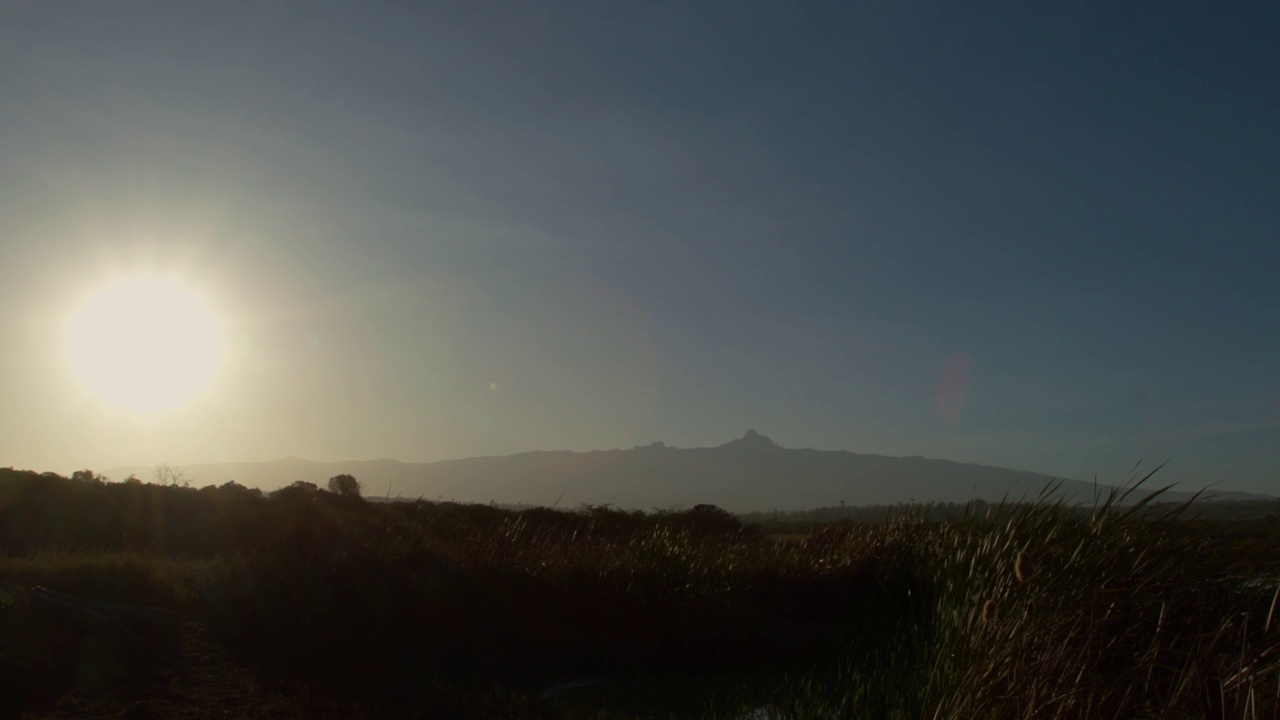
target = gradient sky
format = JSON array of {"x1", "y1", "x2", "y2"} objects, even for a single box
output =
[{"x1": 1, "y1": 1, "x2": 1277, "y2": 494}]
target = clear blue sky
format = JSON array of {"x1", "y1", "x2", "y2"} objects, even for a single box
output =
[{"x1": 1, "y1": 1, "x2": 1276, "y2": 493}]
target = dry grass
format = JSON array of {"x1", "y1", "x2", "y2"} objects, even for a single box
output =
[
  {"x1": 734, "y1": 480, "x2": 1280, "y2": 719},
  {"x1": 3, "y1": 468, "x2": 1279, "y2": 718}
]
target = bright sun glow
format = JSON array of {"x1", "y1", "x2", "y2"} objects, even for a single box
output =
[{"x1": 65, "y1": 275, "x2": 224, "y2": 413}]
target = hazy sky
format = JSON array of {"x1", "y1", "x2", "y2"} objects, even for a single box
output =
[{"x1": 1, "y1": 1, "x2": 1277, "y2": 493}]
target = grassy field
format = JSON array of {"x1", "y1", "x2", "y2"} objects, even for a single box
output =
[{"x1": 2, "y1": 467, "x2": 1279, "y2": 719}]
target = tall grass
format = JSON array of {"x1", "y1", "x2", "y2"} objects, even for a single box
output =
[
  {"x1": 923, "y1": 489, "x2": 1280, "y2": 718},
  {"x1": 735, "y1": 480, "x2": 1280, "y2": 720},
  {"x1": 3, "y1": 467, "x2": 1279, "y2": 718}
]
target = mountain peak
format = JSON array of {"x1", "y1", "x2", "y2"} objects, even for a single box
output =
[{"x1": 719, "y1": 429, "x2": 780, "y2": 450}]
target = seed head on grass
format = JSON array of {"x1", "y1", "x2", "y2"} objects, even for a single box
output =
[
  {"x1": 981, "y1": 599, "x2": 998, "y2": 625},
  {"x1": 1015, "y1": 551, "x2": 1036, "y2": 583},
  {"x1": 1091, "y1": 508, "x2": 1111, "y2": 536}
]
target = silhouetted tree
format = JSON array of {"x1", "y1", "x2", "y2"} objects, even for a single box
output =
[
  {"x1": 153, "y1": 463, "x2": 188, "y2": 487},
  {"x1": 328, "y1": 474, "x2": 361, "y2": 498},
  {"x1": 71, "y1": 469, "x2": 104, "y2": 484}
]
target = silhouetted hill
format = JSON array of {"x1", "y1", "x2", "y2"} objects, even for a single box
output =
[{"x1": 106, "y1": 431, "x2": 1270, "y2": 512}]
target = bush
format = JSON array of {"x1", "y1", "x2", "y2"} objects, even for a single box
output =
[{"x1": 327, "y1": 474, "x2": 362, "y2": 498}]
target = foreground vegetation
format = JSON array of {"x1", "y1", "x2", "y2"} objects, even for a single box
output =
[{"x1": 1, "y1": 467, "x2": 1278, "y2": 719}]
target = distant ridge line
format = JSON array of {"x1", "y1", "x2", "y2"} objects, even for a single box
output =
[{"x1": 103, "y1": 430, "x2": 1272, "y2": 512}]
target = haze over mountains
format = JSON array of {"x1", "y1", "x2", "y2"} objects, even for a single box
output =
[{"x1": 104, "y1": 431, "x2": 1269, "y2": 512}]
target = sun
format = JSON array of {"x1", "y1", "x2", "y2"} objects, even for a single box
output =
[{"x1": 65, "y1": 275, "x2": 224, "y2": 413}]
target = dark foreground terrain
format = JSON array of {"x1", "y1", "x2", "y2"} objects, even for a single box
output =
[{"x1": 2, "y1": 467, "x2": 1279, "y2": 719}]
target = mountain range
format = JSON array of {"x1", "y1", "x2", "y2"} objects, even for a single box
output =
[{"x1": 104, "y1": 430, "x2": 1271, "y2": 512}]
